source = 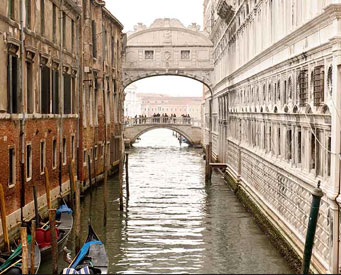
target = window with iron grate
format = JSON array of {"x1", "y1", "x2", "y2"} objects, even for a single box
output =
[
  {"x1": 313, "y1": 66, "x2": 324, "y2": 106},
  {"x1": 298, "y1": 70, "x2": 308, "y2": 107}
]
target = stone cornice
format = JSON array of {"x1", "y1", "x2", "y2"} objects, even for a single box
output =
[
  {"x1": 126, "y1": 45, "x2": 212, "y2": 48},
  {"x1": 128, "y1": 27, "x2": 212, "y2": 46},
  {"x1": 213, "y1": 4, "x2": 341, "y2": 91}
]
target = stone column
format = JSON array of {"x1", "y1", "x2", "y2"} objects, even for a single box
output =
[{"x1": 327, "y1": 34, "x2": 341, "y2": 274}]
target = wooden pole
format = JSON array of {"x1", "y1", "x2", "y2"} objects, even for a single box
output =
[
  {"x1": 88, "y1": 155, "x2": 92, "y2": 193},
  {"x1": 72, "y1": 160, "x2": 81, "y2": 254},
  {"x1": 0, "y1": 184, "x2": 10, "y2": 252},
  {"x1": 207, "y1": 142, "x2": 212, "y2": 180},
  {"x1": 20, "y1": 227, "x2": 28, "y2": 275},
  {"x1": 68, "y1": 162, "x2": 74, "y2": 210},
  {"x1": 119, "y1": 138, "x2": 124, "y2": 211},
  {"x1": 44, "y1": 167, "x2": 52, "y2": 210},
  {"x1": 125, "y1": 153, "x2": 129, "y2": 198},
  {"x1": 103, "y1": 153, "x2": 108, "y2": 226},
  {"x1": 32, "y1": 186, "x2": 40, "y2": 227},
  {"x1": 205, "y1": 145, "x2": 209, "y2": 182},
  {"x1": 93, "y1": 151, "x2": 97, "y2": 187},
  {"x1": 30, "y1": 221, "x2": 36, "y2": 275},
  {"x1": 49, "y1": 209, "x2": 58, "y2": 274}
]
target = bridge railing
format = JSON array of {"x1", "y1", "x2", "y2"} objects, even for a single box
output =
[{"x1": 124, "y1": 117, "x2": 201, "y2": 127}]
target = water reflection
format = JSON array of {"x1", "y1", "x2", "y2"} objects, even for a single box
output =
[{"x1": 39, "y1": 129, "x2": 292, "y2": 274}]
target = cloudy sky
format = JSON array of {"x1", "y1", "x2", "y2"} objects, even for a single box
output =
[{"x1": 106, "y1": 0, "x2": 204, "y2": 97}]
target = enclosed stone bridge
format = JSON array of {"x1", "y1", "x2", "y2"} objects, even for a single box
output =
[
  {"x1": 122, "y1": 18, "x2": 214, "y2": 90},
  {"x1": 124, "y1": 117, "x2": 202, "y2": 147}
]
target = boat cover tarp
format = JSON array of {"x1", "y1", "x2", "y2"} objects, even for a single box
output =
[
  {"x1": 70, "y1": 241, "x2": 102, "y2": 269},
  {"x1": 0, "y1": 235, "x2": 32, "y2": 271},
  {"x1": 63, "y1": 266, "x2": 91, "y2": 274},
  {"x1": 57, "y1": 204, "x2": 73, "y2": 219}
]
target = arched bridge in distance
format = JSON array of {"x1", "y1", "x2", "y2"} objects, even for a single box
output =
[{"x1": 124, "y1": 117, "x2": 202, "y2": 147}]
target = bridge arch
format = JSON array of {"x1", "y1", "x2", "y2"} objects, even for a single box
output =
[
  {"x1": 123, "y1": 18, "x2": 214, "y2": 92},
  {"x1": 123, "y1": 72, "x2": 213, "y2": 92},
  {"x1": 124, "y1": 117, "x2": 202, "y2": 147},
  {"x1": 130, "y1": 126, "x2": 195, "y2": 145}
]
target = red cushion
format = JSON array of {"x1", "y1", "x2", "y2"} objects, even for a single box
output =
[
  {"x1": 36, "y1": 227, "x2": 59, "y2": 248},
  {"x1": 35, "y1": 229, "x2": 46, "y2": 246},
  {"x1": 45, "y1": 228, "x2": 59, "y2": 243}
]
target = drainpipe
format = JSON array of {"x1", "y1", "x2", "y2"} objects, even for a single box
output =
[
  {"x1": 59, "y1": 0, "x2": 64, "y2": 197},
  {"x1": 20, "y1": 0, "x2": 26, "y2": 223}
]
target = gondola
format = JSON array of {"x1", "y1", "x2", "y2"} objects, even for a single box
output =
[
  {"x1": 63, "y1": 224, "x2": 108, "y2": 274},
  {"x1": 36, "y1": 203, "x2": 73, "y2": 260},
  {"x1": 0, "y1": 235, "x2": 41, "y2": 275}
]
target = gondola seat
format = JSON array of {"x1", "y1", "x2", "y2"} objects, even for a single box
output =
[{"x1": 36, "y1": 228, "x2": 60, "y2": 248}]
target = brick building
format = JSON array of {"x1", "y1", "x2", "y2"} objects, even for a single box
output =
[{"x1": 0, "y1": 0, "x2": 124, "y2": 238}]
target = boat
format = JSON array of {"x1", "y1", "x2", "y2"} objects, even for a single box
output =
[
  {"x1": 63, "y1": 224, "x2": 108, "y2": 274},
  {"x1": 0, "y1": 235, "x2": 41, "y2": 275},
  {"x1": 36, "y1": 203, "x2": 73, "y2": 260}
]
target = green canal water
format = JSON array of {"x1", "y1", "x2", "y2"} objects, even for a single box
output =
[{"x1": 39, "y1": 129, "x2": 292, "y2": 274}]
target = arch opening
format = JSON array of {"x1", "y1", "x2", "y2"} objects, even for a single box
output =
[{"x1": 131, "y1": 127, "x2": 195, "y2": 146}]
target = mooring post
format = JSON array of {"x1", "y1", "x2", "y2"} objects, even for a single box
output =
[
  {"x1": 0, "y1": 184, "x2": 10, "y2": 252},
  {"x1": 49, "y1": 209, "x2": 58, "y2": 274},
  {"x1": 205, "y1": 144, "x2": 212, "y2": 182},
  {"x1": 20, "y1": 226, "x2": 28, "y2": 275},
  {"x1": 33, "y1": 185, "x2": 40, "y2": 227},
  {"x1": 72, "y1": 160, "x2": 81, "y2": 253},
  {"x1": 125, "y1": 153, "x2": 129, "y2": 198},
  {"x1": 44, "y1": 167, "x2": 52, "y2": 210},
  {"x1": 119, "y1": 137, "x2": 124, "y2": 211},
  {"x1": 103, "y1": 162, "x2": 108, "y2": 226},
  {"x1": 208, "y1": 142, "x2": 213, "y2": 180},
  {"x1": 88, "y1": 155, "x2": 92, "y2": 193},
  {"x1": 30, "y1": 220, "x2": 36, "y2": 274},
  {"x1": 68, "y1": 162, "x2": 74, "y2": 210},
  {"x1": 301, "y1": 182, "x2": 323, "y2": 274}
]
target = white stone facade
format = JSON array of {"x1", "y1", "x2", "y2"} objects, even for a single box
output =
[
  {"x1": 122, "y1": 18, "x2": 214, "y2": 90},
  {"x1": 203, "y1": 0, "x2": 341, "y2": 273},
  {"x1": 124, "y1": 84, "x2": 142, "y2": 118}
]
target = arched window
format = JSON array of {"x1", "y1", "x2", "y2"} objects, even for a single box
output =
[{"x1": 327, "y1": 66, "x2": 332, "y2": 95}]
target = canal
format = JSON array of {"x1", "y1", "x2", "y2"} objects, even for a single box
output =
[{"x1": 39, "y1": 129, "x2": 292, "y2": 274}]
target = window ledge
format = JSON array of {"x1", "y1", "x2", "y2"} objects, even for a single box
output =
[
  {"x1": 26, "y1": 177, "x2": 32, "y2": 183},
  {"x1": 8, "y1": 183, "x2": 15, "y2": 189},
  {"x1": 0, "y1": 113, "x2": 79, "y2": 120}
]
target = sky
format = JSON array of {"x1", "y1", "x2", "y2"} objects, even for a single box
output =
[{"x1": 106, "y1": 0, "x2": 204, "y2": 98}]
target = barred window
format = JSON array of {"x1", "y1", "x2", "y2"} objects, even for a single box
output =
[
  {"x1": 327, "y1": 66, "x2": 332, "y2": 95},
  {"x1": 181, "y1": 50, "x2": 190, "y2": 60},
  {"x1": 298, "y1": 70, "x2": 308, "y2": 107},
  {"x1": 145, "y1": 50, "x2": 154, "y2": 60},
  {"x1": 313, "y1": 66, "x2": 324, "y2": 106}
]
